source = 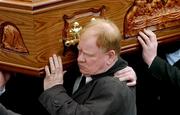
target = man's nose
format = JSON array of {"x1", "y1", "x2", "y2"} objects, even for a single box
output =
[{"x1": 77, "y1": 53, "x2": 85, "y2": 62}]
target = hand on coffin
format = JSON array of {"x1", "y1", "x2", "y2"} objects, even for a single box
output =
[
  {"x1": 44, "y1": 54, "x2": 64, "y2": 90},
  {"x1": 138, "y1": 29, "x2": 158, "y2": 67},
  {"x1": 0, "y1": 71, "x2": 10, "y2": 93}
]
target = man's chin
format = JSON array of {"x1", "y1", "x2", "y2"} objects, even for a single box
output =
[{"x1": 79, "y1": 70, "x2": 89, "y2": 76}]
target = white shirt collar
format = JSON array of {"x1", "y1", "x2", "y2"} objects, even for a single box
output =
[
  {"x1": 85, "y1": 76, "x2": 92, "y2": 84},
  {"x1": 166, "y1": 48, "x2": 180, "y2": 65}
]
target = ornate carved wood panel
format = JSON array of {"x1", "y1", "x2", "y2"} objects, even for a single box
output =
[{"x1": 124, "y1": 0, "x2": 180, "y2": 38}]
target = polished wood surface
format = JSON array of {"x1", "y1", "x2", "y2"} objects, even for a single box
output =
[{"x1": 0, "y1": 0, "x2": 179, "y2": 76}]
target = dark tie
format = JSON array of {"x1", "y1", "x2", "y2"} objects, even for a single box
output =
[
  {"x1": 78, "y1": 76, "x2": 86, "y2": 90},
  {"x1": 73, "y1": 76, "x2": 86, "y2": 93}
]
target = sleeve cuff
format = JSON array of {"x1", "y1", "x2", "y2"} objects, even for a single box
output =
[{"x1": 0, "y1": 86, "x2": 6, "y2": 96}]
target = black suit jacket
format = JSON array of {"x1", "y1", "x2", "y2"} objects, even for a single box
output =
[
  {"x1": 39, "y1": 58, "x2": 136, "y2": 115},
  {"x1": 149, "y1": 56, "x2": 180, "y2": 88},
  {"x1": 0, "y1": 103, "x2": 20, "y2": 115}
]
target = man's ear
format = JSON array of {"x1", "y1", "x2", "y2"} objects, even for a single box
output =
[{"x1": 106, "y1": 50, "x2": 116, "y2": 65}]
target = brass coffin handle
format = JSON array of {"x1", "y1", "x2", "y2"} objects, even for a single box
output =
[
  {"x1": 65, "y1": 22, "x2": 82, "y2": 47},
  {"x1": 62, "y1": 5, "x2": 106, "y2": 49}
]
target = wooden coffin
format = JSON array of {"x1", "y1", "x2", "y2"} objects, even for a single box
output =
[{"x1": 0, "y1": 0, "x2": 179, "y2": 76}]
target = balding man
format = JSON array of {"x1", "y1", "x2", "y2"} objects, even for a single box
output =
[{"x1": 39, "y1": 18, "x2": 136, "y2": 115}]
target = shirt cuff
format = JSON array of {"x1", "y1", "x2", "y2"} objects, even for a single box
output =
[{"x1": 0, "y1": 86, "x2": 6, "y2": 96}]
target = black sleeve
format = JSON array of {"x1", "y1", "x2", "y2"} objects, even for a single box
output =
[
  {"x1": 0, "y1": 103, "x2": 21, "y2": 115},
  {"x1": 149, "y1": 56, "x2": 180, "y2": 88},
  {"x1": 39, "y1": 78, "x2": 136, "y2": 115}
]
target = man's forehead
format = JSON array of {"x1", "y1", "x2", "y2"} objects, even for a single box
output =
[
  {"x1": 78, "y1": 36, "x2": 99, "y2": 54},
  {"x1": 79, "y1": 38, "x2": 97, "y2": 49},
  {"x1": 81, "y1": 27, "x2": 98, "y2": 36},
  {"x1": 80, "y1": 28, "x2": 98, "y2": 42}
]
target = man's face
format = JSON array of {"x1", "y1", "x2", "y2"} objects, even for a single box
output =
[{"x1": 77, "y1": 28, "x2": 108, "y2": 76}]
